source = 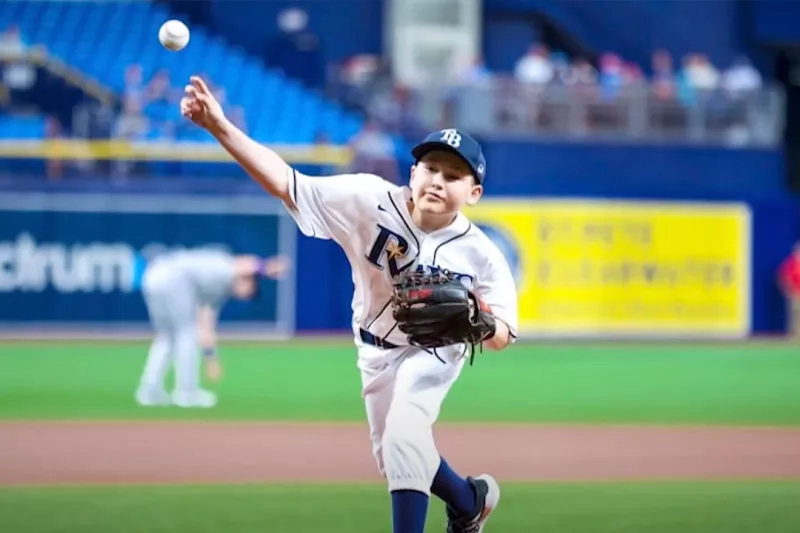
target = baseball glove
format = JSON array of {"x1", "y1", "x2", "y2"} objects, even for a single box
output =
[{"x1": 391, "y1": 268, "x2": 497, "y2": 364}]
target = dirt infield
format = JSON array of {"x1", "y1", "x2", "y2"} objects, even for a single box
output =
[{"x1": 2, "y1": 422, "x2": 800, "y2": 486}]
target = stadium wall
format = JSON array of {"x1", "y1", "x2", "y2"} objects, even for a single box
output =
[
  {"x1": 753, "y1": 0, "x2": 800, "y2": 45},
  {"x1": 0, "y1": 143, "x2": 794, "y2": 337},
  {"x1": 203, "y1": 0, "x2": 384, "y2": 74},
  {"x1": 485, "y1": 0, "x2": 744, "y2": 70}
]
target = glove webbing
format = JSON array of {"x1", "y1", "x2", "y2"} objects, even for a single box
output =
[{"x1": 392, "y1": 268, "x2": 489, "y2": 366}]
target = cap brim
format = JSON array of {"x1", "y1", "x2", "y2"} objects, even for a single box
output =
[{"x1": 411, "y1": 141, "x2": 482, "y2": 183}]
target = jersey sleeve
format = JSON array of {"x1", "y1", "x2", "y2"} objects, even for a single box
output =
[
  {"x1": 285, "y1": 168, "x2": 389, "y2": 241},
  {"x1": 475, "y1": 245, "x2": 519, "y2": 341}
]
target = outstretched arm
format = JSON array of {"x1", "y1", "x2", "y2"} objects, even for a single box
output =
[
  {"x1": 181, "y1": 75, "x2": 388, "y2": 243},
  {"x1": 180, "y1": 76, "x2": 294, "y2": 208},
  {"x1": 197, "y1": 305, "x2": 222, "y2": 382},
  {"x1": 232, "y1": 255, "x2": 291, "y2": 280},
  {"x1": 197, "y1": 304, "x2": 218, "y2": 354}
]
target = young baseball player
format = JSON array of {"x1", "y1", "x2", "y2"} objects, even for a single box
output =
[
  {"x1": 135, "y1": 248, "x2": 289, "y2": 408},
  {"x1": 180, "y1": 76, "x2": 517, "y2": 532}
]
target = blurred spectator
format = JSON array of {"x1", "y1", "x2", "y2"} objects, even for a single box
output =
[
  {"x1": 566, "y1": 57, "x2": 599, "y2": 90},
  {"x1": 123, "y1": 64, "x2": 145, "y2": 109},
  {"x1": 0, "y1": 25, "x2": 25, "y2": 55},
  {"x1": 1, "y1": 26, "x2": 34, "y2": 99},
  {"x1": 514, "y1": 44, "x2": 554, "y2": 85},
  {"x1": 328, "y1": 54, "x2": 394, "y2": 120},
  {"x1": 674, "y1": 53, "x2": 720, "y2": 109},
  {"x1": 683, "y1": 53, "x2": 720, "y2": 90},
  {"x1": 112, "y1": 97, "x2": 149, "y2": 179},
  {"x1": 348, "y1": 120, "x2": 399, "y2": 184},
  {"x1": 549, "y1": 51, "x2": 571, "y2": 86},
  {"x1": 43, "y1": 115, "x2": 63, "y2": 181},
  {"x1": 778, "y1": 243, "x2": 800, "y2": 339},
  {"x1": 367, "y1": 86, "x2": 402, "y2": 132},
  {"x1": 113, "y1": 98, "x2": 148, "y2": 141},
  {"x1": 721, "y1": 56, "x2": 762, "y2": 97},
  {"x1": 145, "y1": 69, "x2": 179, "y2": 106},
  {"x1": 339, "y1": 54, "x2": 382, "y2": 87},
  {"x1": 456, "y1": 57, "x2": 493, "y2": 88},
  {"x1": 140, "y1": 69, "x2": 180, "y2": 138},
  {"x1": 598, "y1": 53, "x2": 624, "y2": 99},
  {"x1": 391, "y1": 85, "x2": 426, "y2": 139},
  {"x1": 366, "y1": 83, "x2": 424, "y2": 140},
  {"x1": 622, "y1": 62, "x2": 645, "y2": 88},
  {"x1": 73, "y1": 100, "x2": 116, "y2": 141},
  {"x1": 651, "y1": 49, "x2": 676, "y2": 100}
]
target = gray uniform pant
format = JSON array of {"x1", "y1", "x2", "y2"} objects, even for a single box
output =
[{"x1": 138, "y1": 264, "x2": 201, "y2": 394}]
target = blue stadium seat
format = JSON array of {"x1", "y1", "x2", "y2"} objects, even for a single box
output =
[
  {"x1": 0, "y1": 116, "x2": 46, "y2": 139},
  {"x1": 2, "y1": 0, "x2": 370, "y2": 147}
]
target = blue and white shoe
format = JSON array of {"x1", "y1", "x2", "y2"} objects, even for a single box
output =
[{"x1": 445, "y1": 474, "x2": 501, "y2": 533}]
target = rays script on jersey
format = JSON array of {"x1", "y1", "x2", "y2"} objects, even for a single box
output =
[
  {"x1": 366, "y1": 224, "x2": 414, "y2": 277},
  {"x1": 366, "y1": 224, "x2": 474, "y2": 284}
]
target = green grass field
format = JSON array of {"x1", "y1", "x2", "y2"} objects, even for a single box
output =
[
  {"x1": 2, "y1": 339, "x2": 799, "y2": 533},
  {"x1": 1, "y1": 340, "x2": 800, "y2": 424},
  {"x1": 1, "y1": 482, "x2": 799, "y2": 533}
]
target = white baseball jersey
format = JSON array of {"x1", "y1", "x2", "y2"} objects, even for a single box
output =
[
  {"x1": 145, "y1": 249, "x2": 236, "y2": 310},
  {"x1": 284, "y1": 169, "x2": 518, "y2": 352}
]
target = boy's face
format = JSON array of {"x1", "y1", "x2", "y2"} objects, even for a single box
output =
[{"x1": 409, "y1": 151, "x2": 483, "y2": 216}]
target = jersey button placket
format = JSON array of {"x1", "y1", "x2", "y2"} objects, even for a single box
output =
[{"x1": 417, "y1": 240, "x2": 433, "y2": 267}]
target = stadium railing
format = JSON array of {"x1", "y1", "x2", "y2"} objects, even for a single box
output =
[{"x1": 406, "y1": 79, "x2": 786, "y2": 146}]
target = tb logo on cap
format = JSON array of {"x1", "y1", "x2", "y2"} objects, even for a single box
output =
[{"x1": 440, "y1": 129, "x2": 462, "y2": 148}]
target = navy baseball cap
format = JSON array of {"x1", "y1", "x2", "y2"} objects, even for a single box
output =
[{"x1": 411, "y1": 129, "x2": 487, "y2": 183}]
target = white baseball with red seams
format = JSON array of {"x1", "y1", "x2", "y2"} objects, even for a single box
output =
[{"x1": 158, "y1": 19, "x2": 190, "y2": 52}]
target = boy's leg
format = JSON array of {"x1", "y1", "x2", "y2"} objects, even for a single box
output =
[
  {"x1": 360, "y1": 354, "x2": 398, "y2": 479},
  {"x1": 361, "y1": 347, "x2": 499, "y2": 532},
  {"x1": 431, "y1": 456, "x2": 478, "y2": 515},
  {"x1": 387, "y1": 350, "x2": 499, "y2": 533},
  {"x1": 361, "y1": 347, "x2": 434, "y2": 533},
  {"x1": 381, "y1": 350, "x2": 468, "y2": 532}
]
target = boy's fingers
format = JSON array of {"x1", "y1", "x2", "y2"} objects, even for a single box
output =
[{"x1": 190, "y1": 76, "x2": 211, "y2": 96}]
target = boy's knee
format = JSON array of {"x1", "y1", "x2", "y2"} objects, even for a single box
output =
[{"x1": 380, "y1": 423, "x2": 439, "y2": 495}]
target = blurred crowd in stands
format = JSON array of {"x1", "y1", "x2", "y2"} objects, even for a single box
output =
[
  {"x1": 76, "y1": 64, "x2": 249, "y2": 142},
  {"x1": 0, "y1": 15, "x2": 783, "y2": 182},
  {"x1": 0, "y1": 24, "x2": 24, "y2": 54},
  {"x1": 333, "y1": 42, "x2": 775, "y2": 167},
  {"x1": 0, "y1": 25, "x2": 29, "y2": 107}
]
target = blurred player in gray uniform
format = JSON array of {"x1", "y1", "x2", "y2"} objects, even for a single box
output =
[{"x1": 135, "y1": 249, "x2": 289, "y2": 408}]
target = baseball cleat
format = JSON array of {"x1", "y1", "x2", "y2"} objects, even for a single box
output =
[
  {"x1": 445, "y1": 474, "x2": 500, "y2": 533},
  {"x1": 135, "y1": 387, "x2": 173, "y2": 407},
  {"x1": 172, "y1": 389, "x2": 218, "y2": 408}
]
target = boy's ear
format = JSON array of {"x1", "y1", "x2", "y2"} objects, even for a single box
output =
[{"x1": 466, "y1": 184, "x2": 483, "y2": 206}]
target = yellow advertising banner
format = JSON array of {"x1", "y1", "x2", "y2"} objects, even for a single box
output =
[{"x1": 465, "y1": 200, "x2": 751, "y2": 338}]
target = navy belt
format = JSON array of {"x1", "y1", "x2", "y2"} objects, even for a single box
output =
[{"x1": 359, "y1": 328, "x2": 399, "y2": 350}]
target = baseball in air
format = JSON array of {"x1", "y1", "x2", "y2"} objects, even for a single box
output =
[{"x1": 158, "y1": 19, "x2": 190, "y2": 51}]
